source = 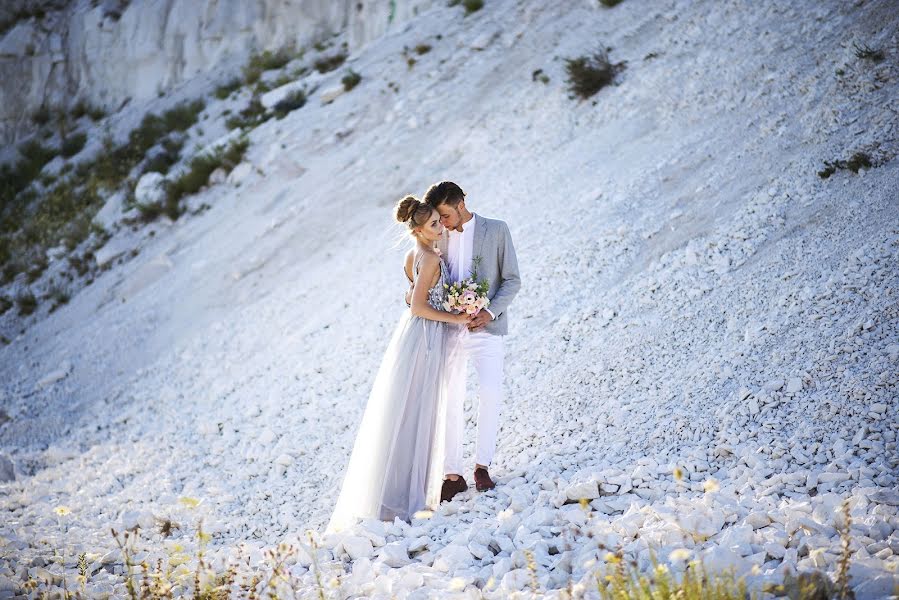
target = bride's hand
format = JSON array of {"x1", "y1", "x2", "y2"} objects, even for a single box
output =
[{"x1": 453, "y1": 312, "x2": 474, "y2": 325}]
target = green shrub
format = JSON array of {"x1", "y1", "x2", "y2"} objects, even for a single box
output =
[
  {"x1": 31, "y1": 106, "x2": 52, "y2": 126},
  {"x1": 244, "y1": 49, "x2": 294, "y2": 84},
  {"x1": 0, "y1": 296, "x2": 11, "y2": 315},
  {"x1": 463, "y1": 0, "x2": 484, "y2": 14},
  {"x1": 26, "y1": 255, "x2": 48, "y2": 282},
  {"x1": 599, "y1": 0, "x2": 624, "y2": 6},
  {"x1": 818, "y1": 151, "x2": 874, "y2": 178},
  {"x1": 214, "y1": 78, "x2": 243, "y2": 100},
  {"x1": 70, "y1": 100, "x2": 105, "y2": 121},
  {"x1": 225, "y1": 99, "x2": 270, "y2": 130},
  {"x1": 163, "y1": 138, "x2": 249, "y2": 219},
  {"x1": 342, "y1": 70, "x2": 362, "y2": 91},
  {"x1": 47, "y1": 284, "x2": 70, "y2": 312},
  {"x1": 853, "y1": 42, "x2": 884, "y2": 62},
  {"x1": 126, "y1": 99, "x2": 205, "y2": 163},
  {"x1": 273, "y1": 90, "x2": 307, "y2": 119},
  {"x1": 565, "y1": 50, "x2": 622, "y2": 98},
  {"x1": 314, "y1": 53, "x2": 347, "y2": 74},
  {"x1": 142, "y1": 135, "x2": 185, "y2": 175},
  {"x1": 16, "y1": 291, "x2": 37, "y2": 316},
  {"x1": 60, "y1": 132, "x2": 88, "y2": 158},
  {"x1": 414, "y1": 44, "x2": 432, "y2": 55}
]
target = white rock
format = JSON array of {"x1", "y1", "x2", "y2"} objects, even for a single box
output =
[
  {"x1": 37, "y1": 361, "x2": 73, "y2": 389},
  {"x1": 227, "y1": 162, "x2": 254, "y2": 186},
  {"x1": 134, "y1": 172, "x2": 167, "y2": 205},
  {"x1": 471, "y1": 28, "x2": 499, "y2": 51},
  {"x1": 565, "y1": 481, "x2": 599, "y2": 500},
  {"x1": 208, "y1": 167, "x2": 227, "y2": 186},
  {"x1": 869, "y1": 490, "x2": 899, "y2": 506},
  {"x1": 377, "y1": 541, "x2": 410, "y2": 567},
  {"x1": 433, "y1": 544, "x2": 472, "y2": 572},
  {"x1": 817, "y1": 472, "x2": 850, "y2": 484},
  {"x1": 701, "y1": 545, "x2": 748, "y2": 574},
  {"x1": 93, "y1": 191, "x2": 127, "y2": 230},
  {"x1": 869, "y1": 403, "x2": 887, "y2": 414},
  {"x1": 319, "y1": 84, "x2": 346, "y2": 105},
  {"x1": 342, "y1": 536, "x2": 373, "y2": 560},
  {"x1": 786, "y1": 377, "x2": 802, "y2": 393},
  {"x1": 0, "y1": 454, "x2": 14, "y2": 482}
]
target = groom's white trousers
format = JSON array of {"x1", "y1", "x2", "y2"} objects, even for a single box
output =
[{"x1": 444, "y1": 330, "x2": 504, "y2": 476}]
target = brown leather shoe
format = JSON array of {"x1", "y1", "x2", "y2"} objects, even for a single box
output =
[
  {"x1": 440, "y1": 477, "x2": 468, "y2": 503},
  {"x1": 473, "y1": 467, "x2": 496, "y2": 492}
]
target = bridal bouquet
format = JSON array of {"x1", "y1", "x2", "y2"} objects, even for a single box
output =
[
  {"x1": 443, "y1": 256, "x2": 490, "y2": 315},
  {"x1": 443, "y1": 276, "x2": 490, "y2": 315}
]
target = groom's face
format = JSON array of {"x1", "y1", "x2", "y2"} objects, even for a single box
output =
[{"x1": 436, "y1": 202, "x2": 463, "y2": 232}]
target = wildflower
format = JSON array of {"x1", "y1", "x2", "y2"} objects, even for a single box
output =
[
  {"x1": 702, "y1": 478, "x2": 720, "y2": 493},
  {"x1": 178, "y1": 497, "x2": 201, "y2": 508},
  {"x1": 673, "y1": 467, "x2": 684, "y2": 481},
  {"x1": 605, "y1": 552, "x2": 621, "y2": 563},
  {"x1": 669, "y1": 548, "x2": 692, "y2": 562},
  {"x1": 579, "y1": 498, "x2": 590, "y2": 510},
  {"x1": 54, "y1": 506, "x2": 71, "y2": 516}
]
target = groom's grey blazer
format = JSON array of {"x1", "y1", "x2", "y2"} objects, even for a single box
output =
[{"x1": 440, "y1": 215, "x2": 521, "y2": 336}]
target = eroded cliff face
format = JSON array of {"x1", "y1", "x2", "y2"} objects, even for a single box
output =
[{"x1": 0, "y1": 0, "x2": 435, "y2": 145}]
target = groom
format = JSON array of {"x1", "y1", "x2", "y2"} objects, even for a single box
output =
[{"x1": 423, "y1": 181, "x2": 521, "y2": 502}]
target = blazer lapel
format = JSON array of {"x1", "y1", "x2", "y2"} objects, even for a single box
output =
[{"x1": 473, "y1": 215, "x2": 489, "y2": 266}]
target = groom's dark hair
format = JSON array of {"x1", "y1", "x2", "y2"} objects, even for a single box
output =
[{"x1": 424, "y1": 181, "x2": 465, "y2": 208}]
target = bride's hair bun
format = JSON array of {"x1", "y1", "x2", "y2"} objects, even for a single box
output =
[{"x1": 395, "y1": 195, "x2": 421, "y2": 223}]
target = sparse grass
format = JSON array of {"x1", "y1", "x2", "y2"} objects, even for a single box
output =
[
  {"x1": 225, "y1": 98, "x2": 270, "y2": 130},
  {"x1": 565, "y1": 50, "x2": 623, "y2": 99},
  {"x1": 243, "y1": 48, "x2": 294, "y2": 84},
  {"x1": 160, "y1": 137, "x2": 249, "y2": 219},
  {"x1": 125, "y1": 99, "x2": 205, "y2": 165},
  {"x1": 599, "y1": 0, "x2": 624, "y2": 6},
  {"x1": 460, "y1": 0, "x2": 484, "y2": 15},
  {"x1": 597, "y1": 553, "x2": 748, "y2": 599},
  {"x1": 532, "y1": 68, "x2": 550, "y2": 84},
  {"x1": 818, "y1": 151, "x2": 874, "y2": 179},
  {"x1": 342, "y1": 70, "x2": 362, "y2": 91},
  {"x1": 31, "y1": 106, "x2": 52, "y2": 126},
  {"x1": 47, "y1": 284, "x2": 70, "y2": 312},
  {"x1": 214, "y1": 78, "x2": 242, "y2": 100},
  {"x1": 25, "y1": 255, "x2": 48, "y2": 283},
  {"x1": 143, "y1": 135, "x2": 185, "y2": 175},
  {"x1": 71, "y1": 101, "x2": 106, "y2": 122},
  {"x1": 0, "y1": 296, "x2": 11, "y2": 315},
  {"x1": 414, "y1": 43, "x2": 432, "y2": 55},
  {"x1": 0, "y1": 140, "x2": 59, "y2": 207},
  {"x1": 273, "y1": 90, "x2": 307, "y2": 119},
  {"x1": 16, "y1": 291, "x2": 37, "y2": 316},
  {"x1": 314, "y1": 53, "x2": 347, "y2": 74},
  {"x1": 60, "y1": 132, "x2": 88, "y2": 158},
  {"x1": 853, "y1": 42, "x2": 885, "y2": 62}
]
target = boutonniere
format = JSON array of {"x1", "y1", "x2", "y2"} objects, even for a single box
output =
[{"x1": 470, "y1": 256, "x2": 483, "y2": 279}]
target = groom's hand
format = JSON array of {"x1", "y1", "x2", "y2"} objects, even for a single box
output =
[{"x1": 468, "y1": 311, "x2": 492, "y2": 332}]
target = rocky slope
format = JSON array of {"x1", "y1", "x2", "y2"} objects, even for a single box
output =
[
  {"x1": 0, "y1": 0, "x2": 897, "y2": 598},
  {"x1": 0, "y1": 0, "x2": 435, "y2": 146}
]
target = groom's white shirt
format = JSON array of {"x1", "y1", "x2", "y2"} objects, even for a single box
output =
[
  {"x1": 447, "y1": 213, "x2": 475, "y2": 282},
  {"x1": 447, "y1": 214, "x2": 495, "y2": 320}
]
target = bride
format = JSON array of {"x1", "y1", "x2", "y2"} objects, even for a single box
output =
[{"x1": 327, "y1": 196, "x2": 472, "y2": 532}]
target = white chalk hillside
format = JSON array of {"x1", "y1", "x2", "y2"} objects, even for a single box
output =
[{"x1": 0, "y1": 0, "x2": 897, "y2": 598}]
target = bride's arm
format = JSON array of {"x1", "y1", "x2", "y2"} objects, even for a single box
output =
[{"x1": 410, "y1": 253, "x2": 469, "y2": 325}]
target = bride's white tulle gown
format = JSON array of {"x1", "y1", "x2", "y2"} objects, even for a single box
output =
[{"x1": 327, "y1": 255, "x2": 454, "y2": 532}]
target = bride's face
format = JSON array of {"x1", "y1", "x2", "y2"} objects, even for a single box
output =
[{"x1": 416, "y1": 209, "x2": 444, "y2": 242}]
